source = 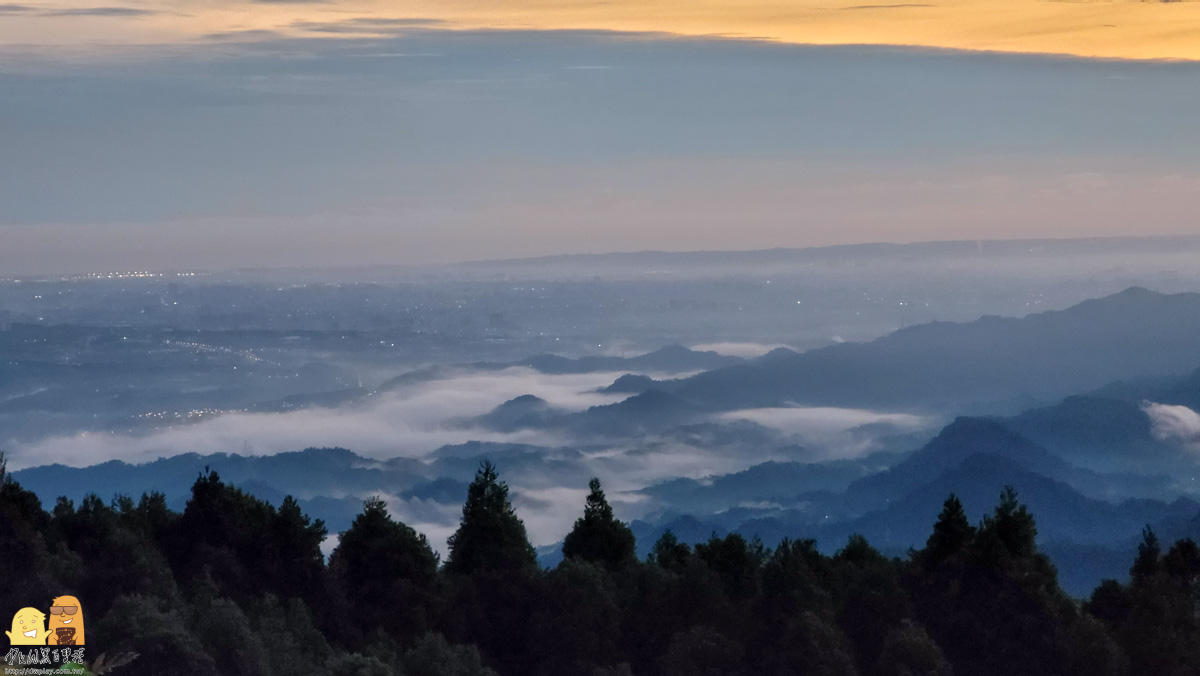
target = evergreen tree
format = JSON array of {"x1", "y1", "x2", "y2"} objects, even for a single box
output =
[
  {"x1": 911, "y1": 487, "x2": 1125, "y2": 676},
  {"x1": 922, "y1": 493, "x2": 974, "y2": 565},
  {"x1": 649, "y1": 530, "x2": 691, "y2": 573},
  {"x1": 330, "y1": 496, "x2": 439, "y2": 638},
  {"x1": 0, "y1": 453, "x2": 61, "y2": 614},
  {"x1": 444, "y1": 461, "x2": 536, "y2": 575},
  {"x1": 1093, "y1": 535, "x2": 1200, "y2": 674},
  {"x1": 1162, "y1": 538, "x2": 1200, "y2": 585},
  {"x1": 1085, "y1": 579, "x2": 1132, "y2": 630},
  {"x1": 270, "y1": 495, "x2": 328, "y2": 601},
  {"x1": 696, "y1": 532, "x2": 762, "y2": 599},
  {"x1": 833, "y1": 535, "x2": 907, "y2": 672},
  {"x1": 760, "y1": 538, "x2": 829, "y2": 623},
  {"x1": 976, "y1": 486, "x2": 1037, "y2": 562},
  {"x1": 1131, "y1": 526, "x2": 1161, "y2": 581},
  {"x1": 562, "y1": 478, "x2": 637, "y2": 569},
  {"x1": 528, "y1": 560, "x2": 623, "y2": 676}
]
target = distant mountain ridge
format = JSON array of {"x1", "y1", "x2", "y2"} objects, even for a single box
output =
[
  {"x1": 625, "y1": 408, "x2": 1200, "y2": 595},
  {"x1": 377, "y1": 344, "x2": 742, "y2": 394},
  {"x1": 18, "y1": 285, "x2": 1200, "y2": 599},
  {"x1": 666, "y1": 287, "x2": 1200, "y2": 413},
  {"x1": 508, "y1": 344, "x2": 742, "y2": 375},
  {"x1": 467, "y1": 394, "x2": 562, "y2": 433},
  {"x1": 994, "y1": 364, "x2": 1200, "y2": 474},
  {"x1": 461, "y1": 235, "x2": 1200, "y2": 270}
]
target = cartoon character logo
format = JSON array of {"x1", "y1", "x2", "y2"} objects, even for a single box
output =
[
  {"x1": 46, "y1": 596, "x2": 84, "y2": 646},
  {"x1": 6, "y1": 608, "x2": 46, "y2": 645}
]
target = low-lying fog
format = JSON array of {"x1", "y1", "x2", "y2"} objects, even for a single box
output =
[{"x1": 8, "y1": 365, "x2": 930, "y2": 551}]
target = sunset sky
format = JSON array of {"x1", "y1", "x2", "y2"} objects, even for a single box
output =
[
  {"x1": 6, "y1": 0, "x2": 1200, "y2": 59},
  {"x1": 2, "y1": 0, "x2": 1199, "y2": 273}
]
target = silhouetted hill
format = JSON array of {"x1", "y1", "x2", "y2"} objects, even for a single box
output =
[
  {"x1": 467, "y1": 236, "x2": 1200, "y2": 273},
  {"x1": 993, "y1": 364, "x2": 1200, "y2": 474},
  {"x1": 401, "y1": 476, "x2": 472, "y2": 503},
  {"x1": 1000, "y1": 396, "x2": 1177, "y2": 473},
  {"x1": 467, "y1": 394, "x2": 562, "y2": 432},
  {"x1": 622, "y1": 411, "x2": 1200, "y2": 594},
  {"x1": 637, "y1": 450, "x2": 1199, "y2": 595},
  {"x1": 559, "y1": 389, "x2": 707, "y2": 435},
  {"x1": 838, "y1": 418, "x2": 1077, "y2": 513},
  {"x1": 377, "y1": 345, "x2": 741, "y2": 394},
  {"x1": 630, "y1": 514, "x2": 727, "y2": 559},
  {"x1": 1147, "y1": 366, "x2": 1200, "y2": 410},
  {"x1": 599, "y1": 373, "x2": 662, "y2": 394},
  {"x1": 668, "y1": 288, "x2": 1200, "y2": 412},
  {"x1": 639, "y1": 459, "x2": 872, "y2": 513},
  {"x1": 425, "y1": 441, "x2": 589, "y2": 484},
  {"x1": 835, "y1": 453, "x2": 1198, "y2": 550},
  {"x1": 513, "y1": 344, "x2": 741, "y2": 375}
]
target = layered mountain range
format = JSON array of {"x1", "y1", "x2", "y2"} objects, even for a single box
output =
[{"x1": 15, "y1": 287, "x2": 1200, "y2": 595}]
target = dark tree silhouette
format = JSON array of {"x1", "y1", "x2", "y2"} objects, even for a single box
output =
[
  {"x1": 0, "y1": 453, "x2": 1189, "y2": 676},
  {"x1": 330, "y1": 496, "x2": 439, "y2": 639},
  {"x1": 649, "y1": 530, "x2": 692, "y2": 573},
  {"x1": 695, "y1": 533, "x2": 762, "y2": 600},
  {"x1": 876, "y1": 620, "x2": 951, "y2": 676},
  {"x1": 444, "y1": 461, "x2": 537, "y2": 575},
  {"x1": 1132, "y1": 526, "x2": 1161, "y2": 581},
  {"x1": 562, "y1": 478, "x2": 637, "y2": 569},
  {"x1": 922, "y1": 493, "x2": 974, "y2": 566},
  {"x1": 976, "y1": 485, "x2": 1037, "y2": 562}
]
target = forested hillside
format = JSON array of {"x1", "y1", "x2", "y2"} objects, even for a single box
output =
[{"x1": 2, "y1": 458, "x2": 1197, "y2": 676}]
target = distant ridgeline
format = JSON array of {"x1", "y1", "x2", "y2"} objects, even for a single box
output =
[
  {"x1": 16, "y1": 288, "x2": 1200, "y2": 604},
  {"x1": 0, "y1": 457, "x2": 1196, "y2": 676},
  {"x1": 8, "y1": 286, "x2": 1200, "y2": 673},
  {"x1": 17, "y1": 400, "x2": 1200, "y2": 597},
  {"x1": 660, "y1": 287, "x2": 1200, "y2": 413}
]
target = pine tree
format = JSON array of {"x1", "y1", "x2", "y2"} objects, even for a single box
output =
[
  {"x1": 330, "y1": 496, "x2": 438, "y2": 637},
  {"x1": 270, "y1": 495, "x2": 327, "y2": 601},
  {"x1": 1162, "y1": 538, "x2": 1200, "y2": 585},
  {"x1": 649, "y1": 530, "x2": 691, "y2": 572},
  {"x1": 695, "y1": 533, "x2": 762, "y2": 599},
  {"x1": 332, "y1": 496, "x2": 436, "y2": 585},
  {"x1": 978, "y1": 486, "x2": 1037, "y2": 560},
  {"x1": 561, "y1": 478, "x2": 637, "y2": 569},
  {"x1": 444, "y1": 461, "x2": 537, "y2": 575},
  {"x1": 1131, "y1": 526, "x2": 1161, "y2": 581},
  {"x1": 922, "y1": 493, "x2": 974, "y2": 565}
]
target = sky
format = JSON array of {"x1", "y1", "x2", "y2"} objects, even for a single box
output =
[{"x1": 2, "y1": 2, "x2": 1199, "y2": 274}]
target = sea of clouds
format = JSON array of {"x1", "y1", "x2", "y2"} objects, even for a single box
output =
[{"x1": 8, "y1": 366, "x2": 929, "y2": 548}]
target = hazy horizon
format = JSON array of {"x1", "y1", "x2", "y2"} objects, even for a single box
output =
[
  {"x1": 4, "y1": 28, "x2": 1199, "y2": 275},
  {"x1": 7, "y1": 232, "x2": 1200, "y2": 279}
]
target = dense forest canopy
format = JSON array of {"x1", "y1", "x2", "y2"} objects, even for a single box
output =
[{"x1": 1, "y1": 456, "x2": 1196, "y2": 676}]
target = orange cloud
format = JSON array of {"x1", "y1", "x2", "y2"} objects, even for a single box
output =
[{"x1": 3, "y1": 0, "x2": 1200, "y2": 60}]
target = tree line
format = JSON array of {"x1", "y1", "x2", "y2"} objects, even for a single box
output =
[{"x1": 1, "y1": 457, "x2": 1198, "y2": 676}]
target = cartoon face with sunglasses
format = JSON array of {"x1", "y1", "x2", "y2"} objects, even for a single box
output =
[{"x1": 46, "y1": 596, "x2": 84, "y2": 646}]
